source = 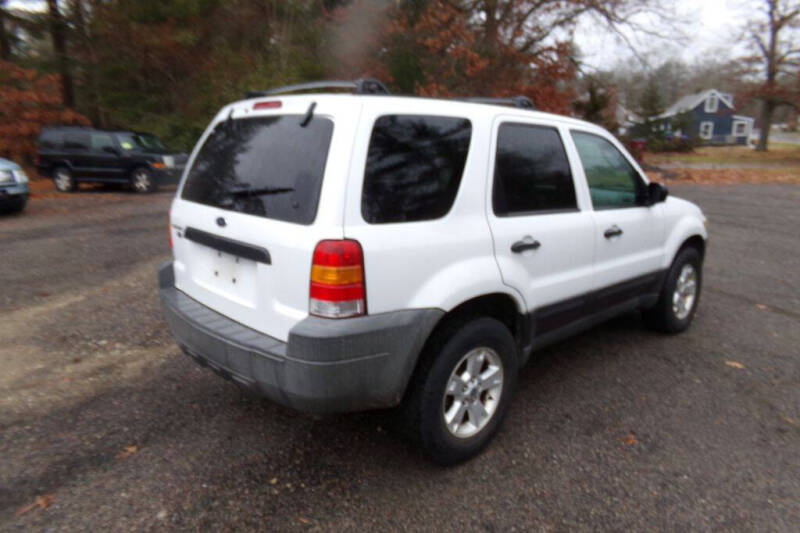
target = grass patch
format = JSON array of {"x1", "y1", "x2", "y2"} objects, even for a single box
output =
[{"x1": 646, "y1": 143, "x2": 800, "y2": 165}]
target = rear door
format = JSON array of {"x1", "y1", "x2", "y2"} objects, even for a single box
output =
[
  {"x1": 169, "y1": 96, "x2": 361, "y2": 341},
  {"x1": 63, "y1": 131, "x2": 91, "y2": 176},
  {"x1": 487, "y1": 118, "x2": 595, "y2": 336},
  {"x1": 567, "y1": 129, "x2": 664, "y2": 301},
  {"x1": 87, "y1": 132, "x2": 126, "y2": 180}
]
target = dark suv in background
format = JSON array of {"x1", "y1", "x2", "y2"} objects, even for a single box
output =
[{"x1": 36, "y1": 126, "x2": 188, "y2": 193}]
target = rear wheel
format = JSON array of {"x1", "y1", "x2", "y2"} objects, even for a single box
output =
[
  {"x1": 644, "y1": 246, "x2": 702, "y2": 333},
  {"x1": 52, "y1": 167, "x2": 76, "y2": 192},
  {"x1": 404, "y1": 317, "x2": 518, "y2": 465},
  {"x1": 130, "y1": 167, "x2": 156, "y2": 193}
]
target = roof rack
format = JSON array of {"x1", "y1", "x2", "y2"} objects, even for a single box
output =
[
  {"x1": 246, "y1": 78, "x2": 390, "y2": 99},
  {"x1": 463, "y1": 96, "x2": 535, "y2": 110}
]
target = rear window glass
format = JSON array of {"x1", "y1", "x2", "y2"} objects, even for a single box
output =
[
  {"x1": 182, "y1": 115, "x2": 334, "y2": 225},
  {"x1": 64, "y1": 132, "x2": 89, "y2": 150},
  {"x1": 493, "y1": 124, "x2": 577, "y2": 215},
  {"x1": 362, "y1": 115, "x2": 472, "y2": 224}
]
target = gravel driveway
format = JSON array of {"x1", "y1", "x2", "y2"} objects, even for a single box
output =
[{"x1": 1, "y1": 184, "x2": 798, "y2": 531}]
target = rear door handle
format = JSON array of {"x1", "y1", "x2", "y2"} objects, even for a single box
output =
[
  {"x1": 604, "y1": 225, "x2": 623, "y2": 239},
  {"x1": 511, "y1": 238, "x2": 541, "y2": 253}
]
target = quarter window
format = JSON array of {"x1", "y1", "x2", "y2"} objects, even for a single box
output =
[
  {"x1": 493, "y1": 124, "x2": 577, "y2": 215},
  {"x1": 571, "y1": 131, "x2": 646, "y2": 209},
  {"x1": 362, "y1": 115, "x2": 472, "y2": 224}
]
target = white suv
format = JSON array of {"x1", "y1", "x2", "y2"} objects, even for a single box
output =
[{"x1": 159, "y1": 80, "x2": 707, "y2": 464}]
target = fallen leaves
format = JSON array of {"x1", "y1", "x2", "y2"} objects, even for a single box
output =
[
  {"x1": 298, "y1": 517, "x2": 312, "y2": 525},
  {"x1": 623, "y1": 432, "x2": 639, "y2": 446},
  {"x1": 116, "y1": 445, "x2": 138, "y2": 459},
  {"x1": 16, "y1": 494, "x2": 55, "y2": 516},
  {"x1": 725, "y1": 361, "x2": 745, "y2": 370},
  {"x1": 755, "y1": 303, "x2": 768, "y2": 310}
]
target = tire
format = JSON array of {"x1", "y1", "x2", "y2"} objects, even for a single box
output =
[
  {"x1": 130, "y1": 167, "x2": 156, "y2": 193},
  {"x1": 403, "y1": 317, "x2": 519, "y2": 465},
  {"x1": 644, "y1": 246, "x2": 703, "y2": 333},
  {"x1": 1, "y1": 196, "x2": 26, "y2": 214},
  {"x1": 52, "y1": 166, "x2": 76, "y2": 192}
]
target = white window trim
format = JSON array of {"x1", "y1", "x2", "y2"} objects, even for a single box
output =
[
  {"x1": 733, "y1": 120, "x2": 748, "y2": 137},
  {"x1": 699, "y1": 121, "x2": 714, "y2": 140},
  {"x1": 704, "y1": 94, "x2": 719, "y2": 113}
]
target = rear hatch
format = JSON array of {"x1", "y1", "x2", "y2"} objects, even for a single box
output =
[{"x1": 169, "y1": 96, "x2": 361, "y2": 341}]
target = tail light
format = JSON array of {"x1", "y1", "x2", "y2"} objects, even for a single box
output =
[{"x1": 309, "y1": 240, "x2": 365, "y2": 318}]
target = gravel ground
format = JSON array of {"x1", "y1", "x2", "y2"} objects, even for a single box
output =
[{"x1": 1, "y1": 184, "x2": 798, "y2": 531}]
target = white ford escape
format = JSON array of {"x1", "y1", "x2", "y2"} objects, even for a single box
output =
[{"x1": 159, "y1": 79, "x2": 707, "y2": 464}]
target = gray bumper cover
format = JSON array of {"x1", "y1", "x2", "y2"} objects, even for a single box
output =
[{"x1": 158, "y1": 262, "x2": 442, "y2": 413}]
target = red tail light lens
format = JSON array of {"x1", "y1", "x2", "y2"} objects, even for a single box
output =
[{"x1": 309, "y1": 240, "x2": 365, "y2": 318}]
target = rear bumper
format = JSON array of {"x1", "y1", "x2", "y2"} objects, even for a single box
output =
[{"x1": 158, "y1": 262, "x2": 442, "y2": 414}]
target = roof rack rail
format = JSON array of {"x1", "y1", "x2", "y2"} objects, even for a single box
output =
[
  {"x1": 246, "y1": 78, "x2": 390, "y2": 99},
  {"x1": 463, "y1": 96, "x2": 535, "y2": 110}
]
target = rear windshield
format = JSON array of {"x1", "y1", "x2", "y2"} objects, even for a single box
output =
[{"x1": 182, "y1": 115, "x2": 334, "y2": 224}]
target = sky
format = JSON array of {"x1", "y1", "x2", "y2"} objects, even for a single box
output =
[{"x1": 574, "y1": 0, "x2": 751, "y2": 69}]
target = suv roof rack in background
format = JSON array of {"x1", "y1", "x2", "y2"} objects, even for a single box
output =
[
  {"x1": 463, "y1": 96, "x2": 535, "y2": 110},
  {"x1": 246, "y1": 78, "x2": 391, "y2": 99}
]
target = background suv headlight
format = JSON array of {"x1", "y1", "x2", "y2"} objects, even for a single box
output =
[
  {"x1": 0, "y1": 170, "x2": 14, "y2": 183},
  {"x1": 13, "y1": 169, "x2": 29, "y2": 184}
]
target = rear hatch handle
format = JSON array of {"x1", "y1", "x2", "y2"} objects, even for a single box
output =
[{"x1": 184, "y1": 227, "x2": 271, "y2": 264}]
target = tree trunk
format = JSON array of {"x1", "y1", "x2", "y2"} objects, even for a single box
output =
[
  {"x1": 46, "y1": 0, "x2": 75, "y2": 108},
  {"x1": 756, "y1": 100, "x2": 774, "y2": 152},
  {"x1": 0, "y1": 7, "x2": 11, "y2": 61}
]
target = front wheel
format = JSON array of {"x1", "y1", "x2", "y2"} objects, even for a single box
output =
[
  {"x1": 404, "y1": 317, "x2": 518, "y2": 465},
  {"x1": 130, "y1": 167, "x2": 156, "y2": 193},
  {"x1": 644, "y1": 246, "x2": 703, "y2": 333}
]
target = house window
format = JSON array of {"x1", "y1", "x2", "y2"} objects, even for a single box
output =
[
  {"x1": 705, "y1": 94, "x2": 719, "y2": 113},
  {"x1": 733, "y1": 121, "x2": 747, "y2": 136},
  {"x1": 699, "y1": 121, "x2": 714, "y2": 140}
]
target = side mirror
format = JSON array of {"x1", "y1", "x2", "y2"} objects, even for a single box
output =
[
  {"x1": 646, "y1": 182, "x2": 669, "y2": 206},
  {"x1": 103, "y1": 146, "x2": 119, "y2": 155}
]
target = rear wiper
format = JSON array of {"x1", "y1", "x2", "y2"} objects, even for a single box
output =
[
  {"x1": 224, "y1": 185, "x2": 294, "y2": 197},
  {"x1": 300, "y1": 101, "x2": 316, "y2": 127}
]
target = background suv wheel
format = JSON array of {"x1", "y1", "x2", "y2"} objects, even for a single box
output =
[{"x1": 131, "y1": 167, "x2": 156, "y2": 193}]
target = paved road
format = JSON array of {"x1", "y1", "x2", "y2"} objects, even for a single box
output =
[{"x1": 1, "y1": 184, "x2": 798, "y2": 531}]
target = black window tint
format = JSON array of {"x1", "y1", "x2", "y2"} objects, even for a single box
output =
[
  {"x1": 362, "y1": 115, "x2": 471, "y2": 224},
  {"x1": 181, "y1": 116, "x2": 333, "y2": 225},
  {"x1": 64, "y1": 132, "x2": 89, "y2": 150},
  {"x1": 571, "y1": 131, "x2": 646, "y2": 209},
  {"x1": 493, "y1": 124, "x2": 576, "y2": 215},
  {"x1": 39, "y1": 130, "x2": 61, "y2": 149},
  {"x1": 91, "y1": 133, "x2": 115, "y2": 152}
]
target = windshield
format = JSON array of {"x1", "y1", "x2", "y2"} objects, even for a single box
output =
[
  {"x1": 181, "y1": 115, "x2": 334, "y2": 225},
  {"x1": 116, "y1": 132, "x2": 166, "y2": 152}
]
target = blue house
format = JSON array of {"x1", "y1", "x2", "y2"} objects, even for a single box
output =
[{"x1": 656, "y1": 89, "x2": 754, "y2": 145}]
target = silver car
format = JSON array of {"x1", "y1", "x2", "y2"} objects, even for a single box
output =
[{"x1": 0, "y1": 157, "x2": 29, "y2": 213}]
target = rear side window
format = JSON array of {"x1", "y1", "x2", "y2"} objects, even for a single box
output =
[
  {"x1": 182, "y1": 116, "x2": 334, "y2": 225},
  {"x1": 39, "y1": 130, "x2": 61, "y2": 149},
  {"x1": 91, "y1": 133, "x2": 115, "y2": 152},
  {"x1": 362, "y1": 115, "x2": 472, "y2": 224},
  {"x1": 64, "y1": 132, "x2": 89, "y2": 150},
  {"x1": 493, "y1": 124, "x2": 576, "y2": 215}
]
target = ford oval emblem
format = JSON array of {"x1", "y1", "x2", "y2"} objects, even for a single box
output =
[{"x1": 216, "y1": 217, "x2": 226, "y2": 228}]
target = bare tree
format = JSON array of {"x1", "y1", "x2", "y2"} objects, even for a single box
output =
[
  {"x1": 46, "y1": 0, "x2": 74, "y2": 108},
  {"x1": 748, "y1": 0, "x2": 800, "y2": 151}
]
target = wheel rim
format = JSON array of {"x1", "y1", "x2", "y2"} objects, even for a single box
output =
[
  {"x1": 442, "y1": 347, "x2": 504, "y2": 439},
  {"x1": 54, "y1": 170, "x2": 70, "y2": 190},
  {"x1": 133, "y1": 170, "x2": 150, "y2": 192},
  {"x1": 672, "y1": 264, "x2": 698, "y2": 320}
]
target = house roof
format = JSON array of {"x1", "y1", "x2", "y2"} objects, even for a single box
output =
[{"x1": 659, "y1": 89, "x2": 734, "y2": 119}]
